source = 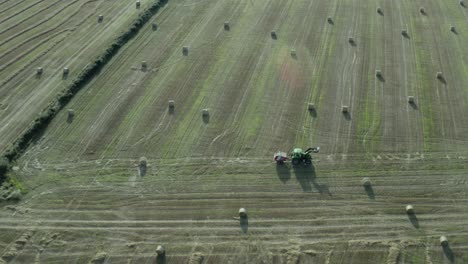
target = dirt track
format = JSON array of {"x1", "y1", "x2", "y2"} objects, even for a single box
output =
[{"x1": 1, "y1": 0, "x2": 468, "y2": 263}]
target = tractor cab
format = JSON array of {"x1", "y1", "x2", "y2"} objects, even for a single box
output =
[{"x1": 274, "y1": 147, "x2": 319, "y2": 165}]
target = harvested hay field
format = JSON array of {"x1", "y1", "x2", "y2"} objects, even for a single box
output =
[
  {"x1": 0, "y1": 0, "x2": 153, "y2": 153},
  {"x1": 1, "y1": 0, "x2": 468, "y2": 263}
]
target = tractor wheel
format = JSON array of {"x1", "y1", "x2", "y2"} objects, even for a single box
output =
[
  {"x1": 304, "y1": 159, "x2": 312, "y2": 165},
  {"x1": 292, "y1": 159, "x2": 300, "y2": 165}
]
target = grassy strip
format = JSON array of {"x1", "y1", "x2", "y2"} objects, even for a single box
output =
[{"x1": 0, "y1": 0, "x2": 169, "y2": 185}]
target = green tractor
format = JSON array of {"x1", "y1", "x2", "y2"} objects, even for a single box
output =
[{"x1": 290, "y1": 147, "x2": 319, "y2": 166}]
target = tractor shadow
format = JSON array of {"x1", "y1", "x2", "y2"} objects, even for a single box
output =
[
  {"x1": 276, "y1": 164, "x2": 291, "y2": 183},
  {"x1": 292, "y1": 164, "x2": 314, "y2": 192},
  {"x1": 240, "y1": 216, "x2": 248, "y2": 233},
  {"x1": 443, "y1": 244, "x2": 455, "y2": 263},
  {"x1": 292, "y1": 164, "x2": 331, "y2": 195},
  {"x1": 407, "y1": 212, "x2": 420, "y2": 228},
  {"x1": 364, "y1": 184, "x2": 375, "y2": 200}
]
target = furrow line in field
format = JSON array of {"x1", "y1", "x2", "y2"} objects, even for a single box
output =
[
  {"x1": 0, "y1": 0, "x2": 26, "y2": 14},
  {"x1": 0, "y1": 0, "x2": 82, "y2": 49},
  {"x1": 0, "y1": 0, "x2": 48, "y2": 26}
]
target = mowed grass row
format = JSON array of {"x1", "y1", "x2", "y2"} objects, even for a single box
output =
[{"x1": 0, "y1": 0, "x2": 154, "y2": 152}]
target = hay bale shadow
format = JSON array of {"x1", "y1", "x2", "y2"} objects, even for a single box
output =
[
  {"x1": 66, "y1": 115, "x2": 74, "y2": 124},
  {"x1": 343, "y1": 111, "x2": 351, "y2": 120},
  {"x1": 240, "y1": 216, "x2": 248, "y2": 233},
  {"x1": 62, "y1": 72, "x2": 69, "y2": 80},
  {"x1": 406, "y1": 212, "x2": 419, "y2": 228},
  {"x1": 156, "y1": 253, "x2": 166, "y2": 264},
  {"x1": 364, "y1": 185, "x2": 375, "y2": 200},
  {"x1": 327, "y1": 18, "x2": 334, "y2": 25},
  {"x1": 291, "y1": 53, "x2": 297, "y2": 60},
  {"x1": 35, "y1": 73, "x2": 42, "y2": 79},
  {"x1": 402, "y1": 33, "x2": 410, "y2": 39},
  {"x1": 409, "y1": 101, "x2": 418, "y2": 110},
  {"x1": 349, "y1": 40, "x2": 356, "y2": 47},
  {"x1": 202, "y1": 114, "x2": 209, "y2": 124},
  {"x1": 437, "y1": 76, "x2": 447, "y2": 84},
  {"x1": 442, "y1": 244, "x2": 455, "y2": 263},
  {"x1": 152, "y1": 23, "x2": 158, "y2": 31},
  {"x1": 224, "y1": 24, "x2": 230, "y2": 31},
  {"x1": 308, "y1": 109, "x2": 317, "y2": 118},
  {"x1": 276, "y1": 164, "x2": 291, "y2": 183},
  {"x1": 293, "y1": 164, "x2": 316, "y2": 192},
  {"x1": 377, "y1": 75, "x2": 385, "y2": 82},
  {"x1": 168, "y1": 106, "x2": 174, "y2": 114},
  {"x1": 139, "y1": 165, "x2": 147, "y2": 177},
  {"x1": 182, "y1": 49, "x2": 189, "y2": 56},
  {"x1": 271, "y1": 32, "x2": 277, "y2": 40}
]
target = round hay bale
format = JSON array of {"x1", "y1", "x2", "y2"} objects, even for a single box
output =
[
  {"x1": 361, "y1": 177, "x2": 371, "y2": 186},
  {"x1": 401, "y1": 29, "x2": 408, "y2": 36},
  {"x1": 136, "y1": 0, "x2": 140, "y2": 8},
  {"x1": 377, "y1": 7, "x2": 382, "y2": 14},
  {"x1": 436, "y1": 72, "x2": 443, "y2": 79},
  {"x1": 139, "y1": 157, "x2": 147, "y2": 167},
  {"x1": 224, "y1": 21, "x2": 230, "y2": 30},
  {"x1": 408, "y1": 96, "x2": 415, "y2": 104},
  {"x1": 440, "y1": 236, "x2": 448, "y2": 246},
  {"x1": 202, "y1": 109, "x2": 209, "y2": 116},
  {"x1": 348, "y1": 37, "x2": 354, "y2": 44},
  {"x1": 327, "y1": 17, "x2": 333, "y2": 24},
  {"x1": 63, "y1": 67, "x2": 69, "y2": 74},
  {"x1": 308, "y1": 103, "x2": 315, "y2": 111},
  {"x1": 406, "y1": 204, "x2": 414, "y2": 213},
  {"x1": 419, "y1": 7, "x2": 425, "y2": 14},
  {"x1": 290, "y1": 49, "x2": 296, "y2": 56},
  {"x1": 141, "y1": 61, "x2": 147, "y2": 69},
  {"x1": 460, "y1": 0, "x2": 465, "y2": 7},
  {"x1": 90, "y1": 252, "x2": 107, "y2": 264},
  {"x1": 342, "y1": 106, "x2": 349, "y2": 113},
  {"x1": 152, "y1": 22, "x2": 158, "y2": 30},
  {"x1": 375, "y1": 70, "x2": 382, "y2": 77},
  {"x1": 450, "y1": 25, "x2": 456, "y2": 32},
  {"x1": 168, "y1": 100, "x2": 175, "y2": 108},
  {"x1": 36, "y1": 67, "x2": 43, "y2": 75},
  {"x1": 98, "y1": 15, "x2": 103, "y2": 22},
  {"x1": 182, "y1": 46, "x2": 189, "y2": 55},
  {"x1": 239, "y1": 208, "x2": 247, "y2": 218},
  {"x1": 156, "y1": 245, "x2": 165, "y2": 255}
]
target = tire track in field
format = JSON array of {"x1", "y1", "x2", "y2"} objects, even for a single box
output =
[
  {"x1": 0, "y1": 0, "x2": 48, "y2": 25},
  {"x1": 0, "y1": 0, "x2": 81, "y2": 49},
  {"x1": 0, "y1": 0, "x2": 26, "y2": 14}
]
